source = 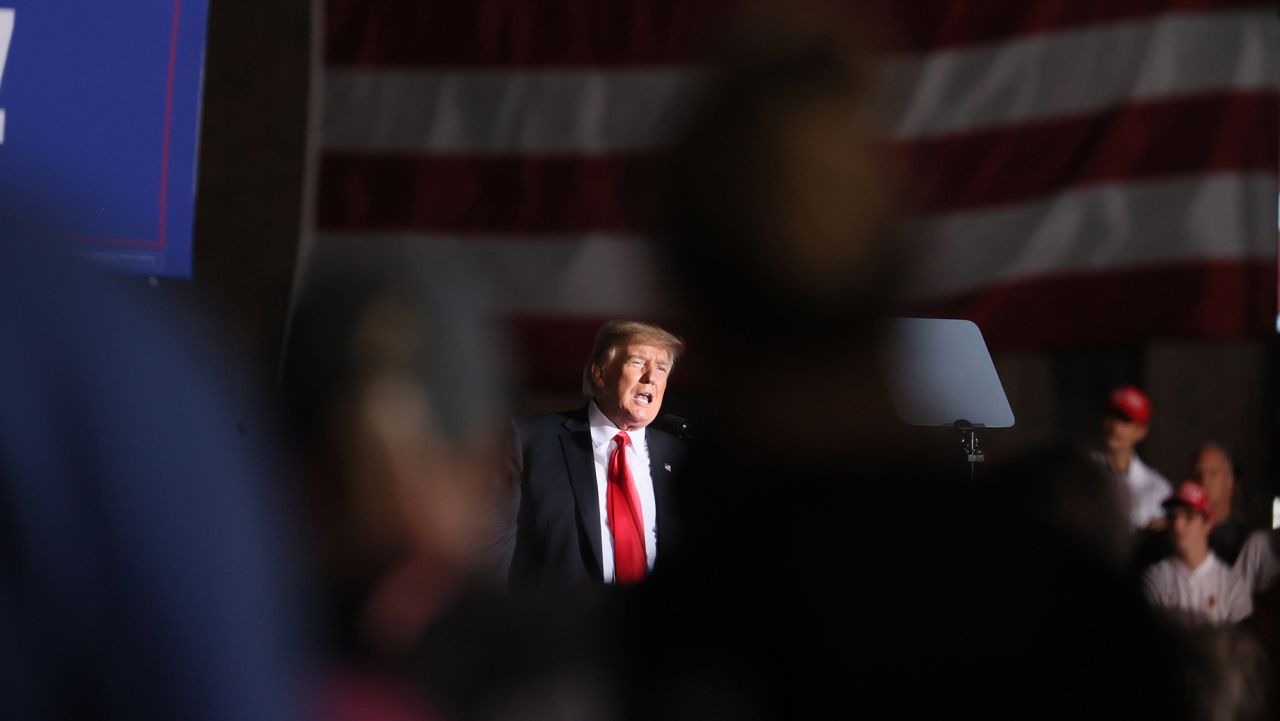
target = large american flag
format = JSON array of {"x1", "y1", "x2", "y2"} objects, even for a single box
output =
[{"x1": 315, "y1": 1, "x2": 1279, "y2": 388}]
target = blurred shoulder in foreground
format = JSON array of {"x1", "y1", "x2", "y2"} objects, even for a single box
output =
[{"x1": 0, "y1": 240, "x2": 305, "y2": 721}]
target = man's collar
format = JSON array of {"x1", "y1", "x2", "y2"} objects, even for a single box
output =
[
  {"x1": 1179, "y1": 551, "x2": 1217, "y2": 576},
  {"x1": 588, "y1": 400, "x2": 646, "y2": 448}
]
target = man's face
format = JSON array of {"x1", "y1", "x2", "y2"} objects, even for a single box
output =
[
  {"x1": 592, "y1": 340, "x2": 672, "y2": 430},
  {"x1": 1192, "y1": 446, "x2": 1235, "y2": 513},
  {"x1": 1168, "y1": 506, "x2": 1211, "y2": 556},
  {"x1": 1102, "y1": 413, "x2": 1148, "y2": 454}
]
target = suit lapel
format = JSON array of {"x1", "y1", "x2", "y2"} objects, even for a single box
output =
[
  {"x1": 646, "y1": 429, "x2": 677, "y2": 538},
  {"x1": 559, "y1": 410, "x2": 603, "y2": 578}
]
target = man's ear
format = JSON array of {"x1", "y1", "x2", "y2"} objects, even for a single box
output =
[
  {"x1": 1135, "y1": 424, "x2": 1150, "y2": 443},
  {"x1": 591, "y1": 363, "x2": 605, "y2": 389}
]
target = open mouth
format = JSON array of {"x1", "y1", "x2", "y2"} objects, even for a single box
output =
[{"x1": 634, "y1": 392, "x2": 654, "y2": 406}]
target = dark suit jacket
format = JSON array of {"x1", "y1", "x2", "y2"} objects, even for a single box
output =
[{"x1": 507, "y1": 406, "x2": 684, "y2": 593}]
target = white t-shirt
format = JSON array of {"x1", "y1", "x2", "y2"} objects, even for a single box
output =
[
  {"x1": 1235, "y1": 530, "x2": 1280, "y2": 594},
  {"x1": 1142, "y1": 554, "x2": 1252, "y2": 625},
  {"x1": 1094, "y1": 452, "x2": 1171, "y2": 528},
  {"x1": 588, "y1": 401, "x2": 658, "y2": 582}
]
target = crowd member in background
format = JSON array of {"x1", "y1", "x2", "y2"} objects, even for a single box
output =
[
  {"x1": 1139, "y1": 441, "x2": 1261, "y2": 579},
  {"x1": 1236, "y1": 529, "x2": 1280, "y2": 595},
  {"x1": 1249, "y1": 536, "x2": 1280, "y2": 711},
  {"x1": 0, "y1": 240, "x2": 304, "y2": 721},
  {"x1": 507, "y1": 320, "x2": 686, "y2": 594},
  {"x1": 1096, "y1": 385, "x2": 1172, "y2": 530},
  {"x1": 1143, "y1": 481, "x2": 1252, "y2": 626},
  {"x1": 625, "y1": 4, "x2": 1194, "y2": 719},
  {"x1": 1192, "y1": 442, "x2": 1251, "y2": 565},
  {"x1": 282, "y1": 241, "x2": 602, "y2": 721},
  {"x1": 988, "y1": 449, "x2": 1271, "y2": 718}
]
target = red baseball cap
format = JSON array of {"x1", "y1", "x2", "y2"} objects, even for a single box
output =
[
  {"x1": 1163, "y1": 480, "x2": 1212, "y2": 517},
  {"x1": 1107, "y1": 385, "x2": 1151, "y2": 425}
]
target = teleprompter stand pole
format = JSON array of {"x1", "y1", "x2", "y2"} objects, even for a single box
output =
[{"x1": 955, "y1": 419, "x2": 985, "y2": 481}]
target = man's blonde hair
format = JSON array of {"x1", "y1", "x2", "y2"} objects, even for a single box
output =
[{"x1": 581, "y1": 320, "x2": 684, "y2": 396}]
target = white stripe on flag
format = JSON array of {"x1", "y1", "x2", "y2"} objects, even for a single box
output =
[
  {"x1": 321, "y1": 8, "x2": 1278, "y2": 153},
  {"x1": 904, "y1": 172, "x2": 1278, "y2": 300},
  {"x1": 884, "y1": 8, "x2": 1280, "y2": 140},
  {"x1": 322, "y1": 69, "x2": 700, "y2": 153},
  {"x1": 313, "y1": 173, "x2": 1275, "y2": 315}
]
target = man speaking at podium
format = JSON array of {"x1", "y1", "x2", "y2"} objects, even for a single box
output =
[{"x1": 507, "y1": 320, "x2": 686, "y2": 593}]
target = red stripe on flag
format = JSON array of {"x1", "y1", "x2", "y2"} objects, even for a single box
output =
[
  {"x1": 907, "y1": 260, "x2": 1276, "y2": 349},
  {"x1": 316, "y1": 154, "x2": 645, "y2": 234},
  {"x1": 504, "y1": 315, "x2": 698, "y2": 390},
  {"x1": 874, "y1": 0, "x2": 1268, "y2": 55},
  {"x1": 323, "y1": 0, "x2": 1267, "y2": 67},
  {"x1": 504, "y1": 316, "x2": 606, "y2": 390},
  {"x1": 505, "y1": 261, "x2": 1275, "y2": 388},
  {"x1": 325, "y1": 0, "x2": 738, "y2": 68},
  {"x1": 896, "y1": 92, "x2": 1280, "y2": 214}
]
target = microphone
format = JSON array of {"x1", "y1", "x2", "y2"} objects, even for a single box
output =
[{"x1": 655, "y1": 414, "x2": 694, "y2": 440}]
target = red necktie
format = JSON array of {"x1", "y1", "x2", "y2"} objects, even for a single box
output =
[{"x1": 608, "y1": 431, "x2": 647, "y2": 583}]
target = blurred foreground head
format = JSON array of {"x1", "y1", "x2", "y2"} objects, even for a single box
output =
[
  {"x1": 654, "y1": 3, "x2": 901, "y2": 356},
  {"x1": 984, "y1": 444, "x2": 1133, "y2": 569},
  {"x1": 651, "y1": 3, "x2": 905, "y2": 451},
  {"x1": 633, "y1": 11, "x2": 1195, "y2": 720},
  {"x1": 282, "y1": 239, "x2": 510, "y2": 657}
]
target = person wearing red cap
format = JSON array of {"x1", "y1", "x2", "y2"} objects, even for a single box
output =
[
  {"x1": 1096, "y1": 385, "x2": 1172, "y2": 530},
  {"x1": 1142, "y1": 480, "x2": 1252, "y2": 625}
]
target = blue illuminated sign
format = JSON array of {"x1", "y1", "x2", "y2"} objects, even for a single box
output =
[{"x1": 0, "y1": 1, "x2": 209, "y2": 277}]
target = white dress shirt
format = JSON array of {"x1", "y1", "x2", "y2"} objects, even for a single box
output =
[
  {"x1": 1094, "y1": 451, "x2": 1172, "y2": 528},
  {"x1": 588, "y1": 401, "x2": 658, "y2": 582}
]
